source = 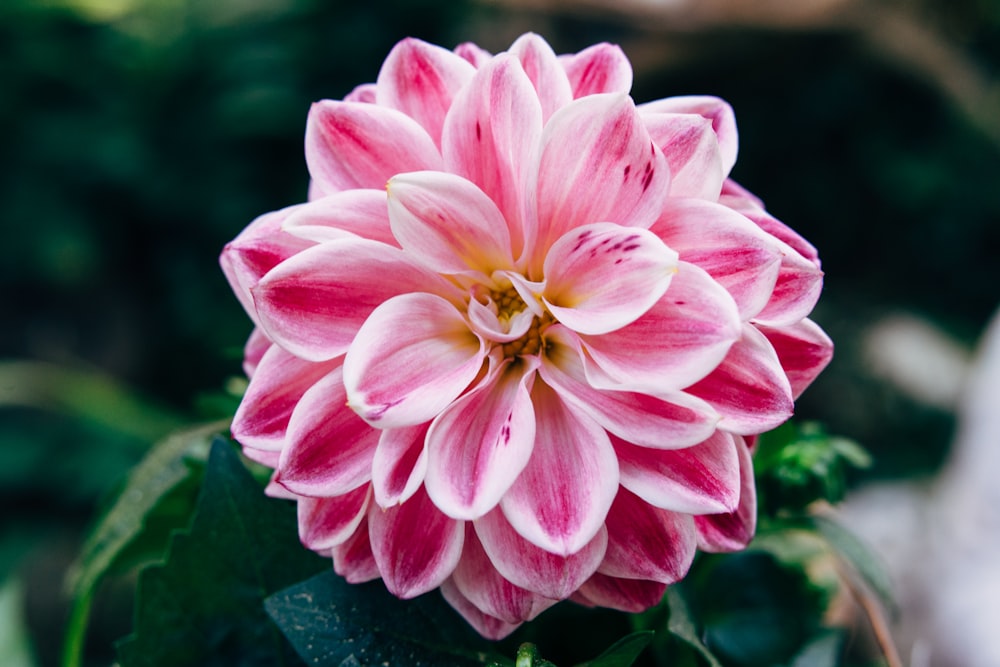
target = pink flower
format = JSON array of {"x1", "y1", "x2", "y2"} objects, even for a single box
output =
[{"x1": 221, "y1": 33, "x2": 832, "y2": 639}]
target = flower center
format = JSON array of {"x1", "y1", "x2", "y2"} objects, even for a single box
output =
[{"x1": 484, "y1": 283, "x2": 553, "y2": 358}]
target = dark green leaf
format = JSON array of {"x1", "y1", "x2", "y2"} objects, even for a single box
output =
[
  {"x1": 116, "y1": 438, "x2": 327, "y2": 667},
  {"x1": 576, "y1": 631, "x2": 654, "y2": 667},
  {"x1": 789, "y1": 630, "x2": 844, "y2": 667},
  {"x1": 265, "y1": 570, "x2": 502, "y2": 667},
  {"x1": 664, "y1": 588, "x2": 722, "y2": 667},
  {"x1": 67, "y1": 420, "x2": 226, "y2": 600}
]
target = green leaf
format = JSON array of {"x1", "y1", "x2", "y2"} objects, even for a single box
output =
[
  {"x1": 789, "y1": 630, "x2": 843, "y2": 667},
  {"x1": 810, "y1": 514, "x2": 895, "y2": 614},
  {"x1": 116, "y1": 438, "x2": 327, "y2": 667},
  {"x1": 265, "y1": 571, "x2": 502, "y2": 667},
  {"x1": 576, "y1": 631, "x2": 654, "y2": 667},
  {"x1": 66, "y1": 420, "x2": 226, "y2": 600},
  {"x1": 664, "y1": 588, "x2": 722, "y2": 667}
]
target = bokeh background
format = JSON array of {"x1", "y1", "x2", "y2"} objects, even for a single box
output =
[{"x1": 2, "y1": 0, "x2": 998, "y2": 665}]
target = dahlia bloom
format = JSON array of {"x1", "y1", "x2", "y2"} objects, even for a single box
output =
[{"x1": 221, "y1": 33, "x2": 832, "y2": 639}]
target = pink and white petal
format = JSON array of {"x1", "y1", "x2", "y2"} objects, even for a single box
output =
[
  {"x1": 723, "y1": 188, "x2": 820, "y2": 265},
  {"x1": 276, "y1": 367, "x2": 379, "y2": 497},
  {"x1": 753, "y1": 244, "x2": 824, "y2": 326},
  {"x1": 332, "y1": 517, "x2": 381, "y2": 583},
  {"x1": 375, "y1": 38, "x2": 476, "y2": 147},
  {"x1": 652, "y1": 199, "x2": 782, "y2": 321},
  {"x1": 501, "y1": 380, "x2": 618, "y2": 556},
  {"x1": 639, "y1": 96, "x2": 738, "y2": 176},
  {"x1": 298, "y1": 484, "x2": 371, "y2": 551},
  {"x1": 542, "y1": 223, "x2": 678, "y2": 335},
  {"x1": 535, "y1": 94, "x2": 669, "y2": 262},
  {"x1": 253, "y1": 238, "x2": 452, "y2": 362},
  {"x1": 508, "y1": 33, "x2": 573, "y2": 121},
  {"x1": 467, "y1": 294, "x2": 535, "y2": 342},
  {"x1": 282, "y1": 189, "x2": 397, "y2": 246},
  {"x1": 540, "y1": 340, "x2": 719, "y2": 449},
  {"x1": 687, "y1": 324, "x2": 794, "y2": 435},
  {"x1": 344, "y1": 83, "x2": 377, "y2": 104},
  {"x1": 243, "y1": 446, "x2": 280, "y2": 469},
  {"x1": 641, "y1": 112, "x2": 724, "y2": 199},
  {"x1": 368, "y1": 487, "x2": 464, "y2": 598},
  {"x1": 305, "y1": 101, "x2": 442, "y2": 196},
  {"x1": 578, "y1": 262, "x2": 741, "y2": 393},
  {"x1": 576, "y1": 574, "x2": 667, "y2": 613},
  {"x1": 453, "y1": 42, "x2": 492, "y2": 67},
  {"x1": 221, "y1": 205, "x2": 313, "y2": 325},
  {"x1": 425, "y1": 358, "x2": 538, "y2": 519},
  {"x1": 598, "y1": 489, "x2": 697, "y2": 583},
  {"x1": 560, "y1": 42, "x2": 632, "y2": 98},
  {"x1": 452, "y1": 525, "x2": 556, "y2": 625},
  {"x1": 232, "y1": 344, "x2": 340, "y2": 451},
  {"x1": 695, "y1": 436, "x2": 757, "y2": 552},
  {"x1": 756, "y1": 319, "x2": 833, "y2": 399},
  {"x1": 442, "y1": 54, "x2": 542, "y2": 259},
  {"x1": 475, "y1": 508, "x2": 608, "y2": 600},
  {"x1": 387, "y1": 171, "x2": 513, "y2": 274},
  {"x1": 615, "y1": 430, "x2": 741, "y2": 515},
  {"x1": 242, "y1": 328, "x2": 271, "y2": 378},
  {"x1": 440, "y1": 579, "x2": 522, "y2": 641},
  {"x1": 371, "y1": 423, "x2": 429, "y2": 507},
  {"x1": 344, "y1": 293, "x2": 486, "y2": 428}
]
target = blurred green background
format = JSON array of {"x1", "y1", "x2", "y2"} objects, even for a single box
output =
[{"x1": 2, "y1": 0, "x2": 998, "y2": 664}]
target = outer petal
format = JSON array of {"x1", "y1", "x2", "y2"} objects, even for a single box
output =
[
  {"x1": 722, "y1": 183, "x2": 819, "y2": 265},
  {"x1": 534, "y1": 94, "x2": 669, "y2": 263},
  {"x1": 757, "y1": 319, "x2": 834, "y2": 399},
  {"x1": 475, "y1": 508, "x2": 608, "y2": 600},
  {"x1": 425, "y1": 358, "x2": 538, "y2": 519},
  {"x1": 281, "y1": 189, "x2": 397, "y2": 246},
  {"x1": 598, "y1": 489, "x2": 697, "y2": 583},
  {"x1": 652, "y1": 199, "x2": 782, "y2": 322},
  {"x1": 305, "y1": 100, "x2": 442, "y2": 195},
  {"x1": 442, "y1": 54, "x2": 542, "y2": 260},
  {"x1": 500, "y1": 380, "x2": 619, "y2": 555},
  {"x1": 576, "y1": 574, "x2": 667, "y2": 613},
  {"x1": 276, "y1": 367, "x2": 379, "y2": 497},
  {"x1": 754, "y1": 242, "x2": 824, "y2": 327},
  {"x1": 560, "y1": 42, "x2": 632, "y2": 98},
  {"x1": 297, "y1": 484, "x2": 371, "y2": 551},
  {"x1": 695, "y1": 436, "x2": 757, "y2": 552},
  {"x1": 440, "y1": 580, "x2": 521, "y2": 641},
  {"x1": 641, "y1": 112, "x2": 725, "y2": 199},
  {"x1": 540, "y1": 338, "x2": 719, "y2": 449},
  {"x1": 242, "y1": 327, "x2": 271, "y2": 378},
  {"x1": 332, "y1": 517, "x2": 380, "y2": 583},
  {"x1": 344, "y1": 293, "x2": 486, "y2": 428},
  {"x1": 220, "y1": 205, "x2": 312, "y2": 325},
  {"x1": 508, "y1": 33, "x2": 573, "y2": 121},
  {"x1": 453, "y1": 42, "x2": 492, "y2": 67},
  {"x1": 687, "y1": 324, "x2": 794, "y2": 435},
  {"x1": 232, "y1": 343, "x2": 339, "y2": 451},
  {"x1": 639, "y1": 96, "x2": 738, "y2": 176},
  {"x1": 387, "y1": 171, "x2": 513, "y2": 275},
  {"x1": 375, "y1": 37, "x2": 476, "y2": 146},
  {"x1": 253, "y1": 238, "x2": 452, "y2": 362},
  {"x1": 368, "y1": 487, "x2": 464, "y2": 598},
  {"x1": 542, "y1": 223, "x2": 678, "y2": 335},
  {"x1": 614, "y1": 430, "x2": 741, "y2": 515},
  {"x1": 578, "y1": 261, "x2": 741, "y2": 393},
  {"x1": 371, "y1": 423, "x2": 429, "y2": 507},
  {"x1": 451, "y1": 525, "x2": 556, "y2": 625}
]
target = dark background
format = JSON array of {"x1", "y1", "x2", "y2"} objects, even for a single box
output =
[{"x1": 2, "y1": 0, "x2": 998, "y2": 663}]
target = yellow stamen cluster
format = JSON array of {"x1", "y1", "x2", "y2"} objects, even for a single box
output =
[
  {"x1": 502, "y1": 313, "x2": 553, "y2": 357},
  {"x1": 487, "y1": 283, "x2": 553, "y2": 358}
]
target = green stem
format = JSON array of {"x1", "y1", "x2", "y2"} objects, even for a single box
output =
[{"x1": 61, "y1": 585, "x2": 94, "y2": 667}]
